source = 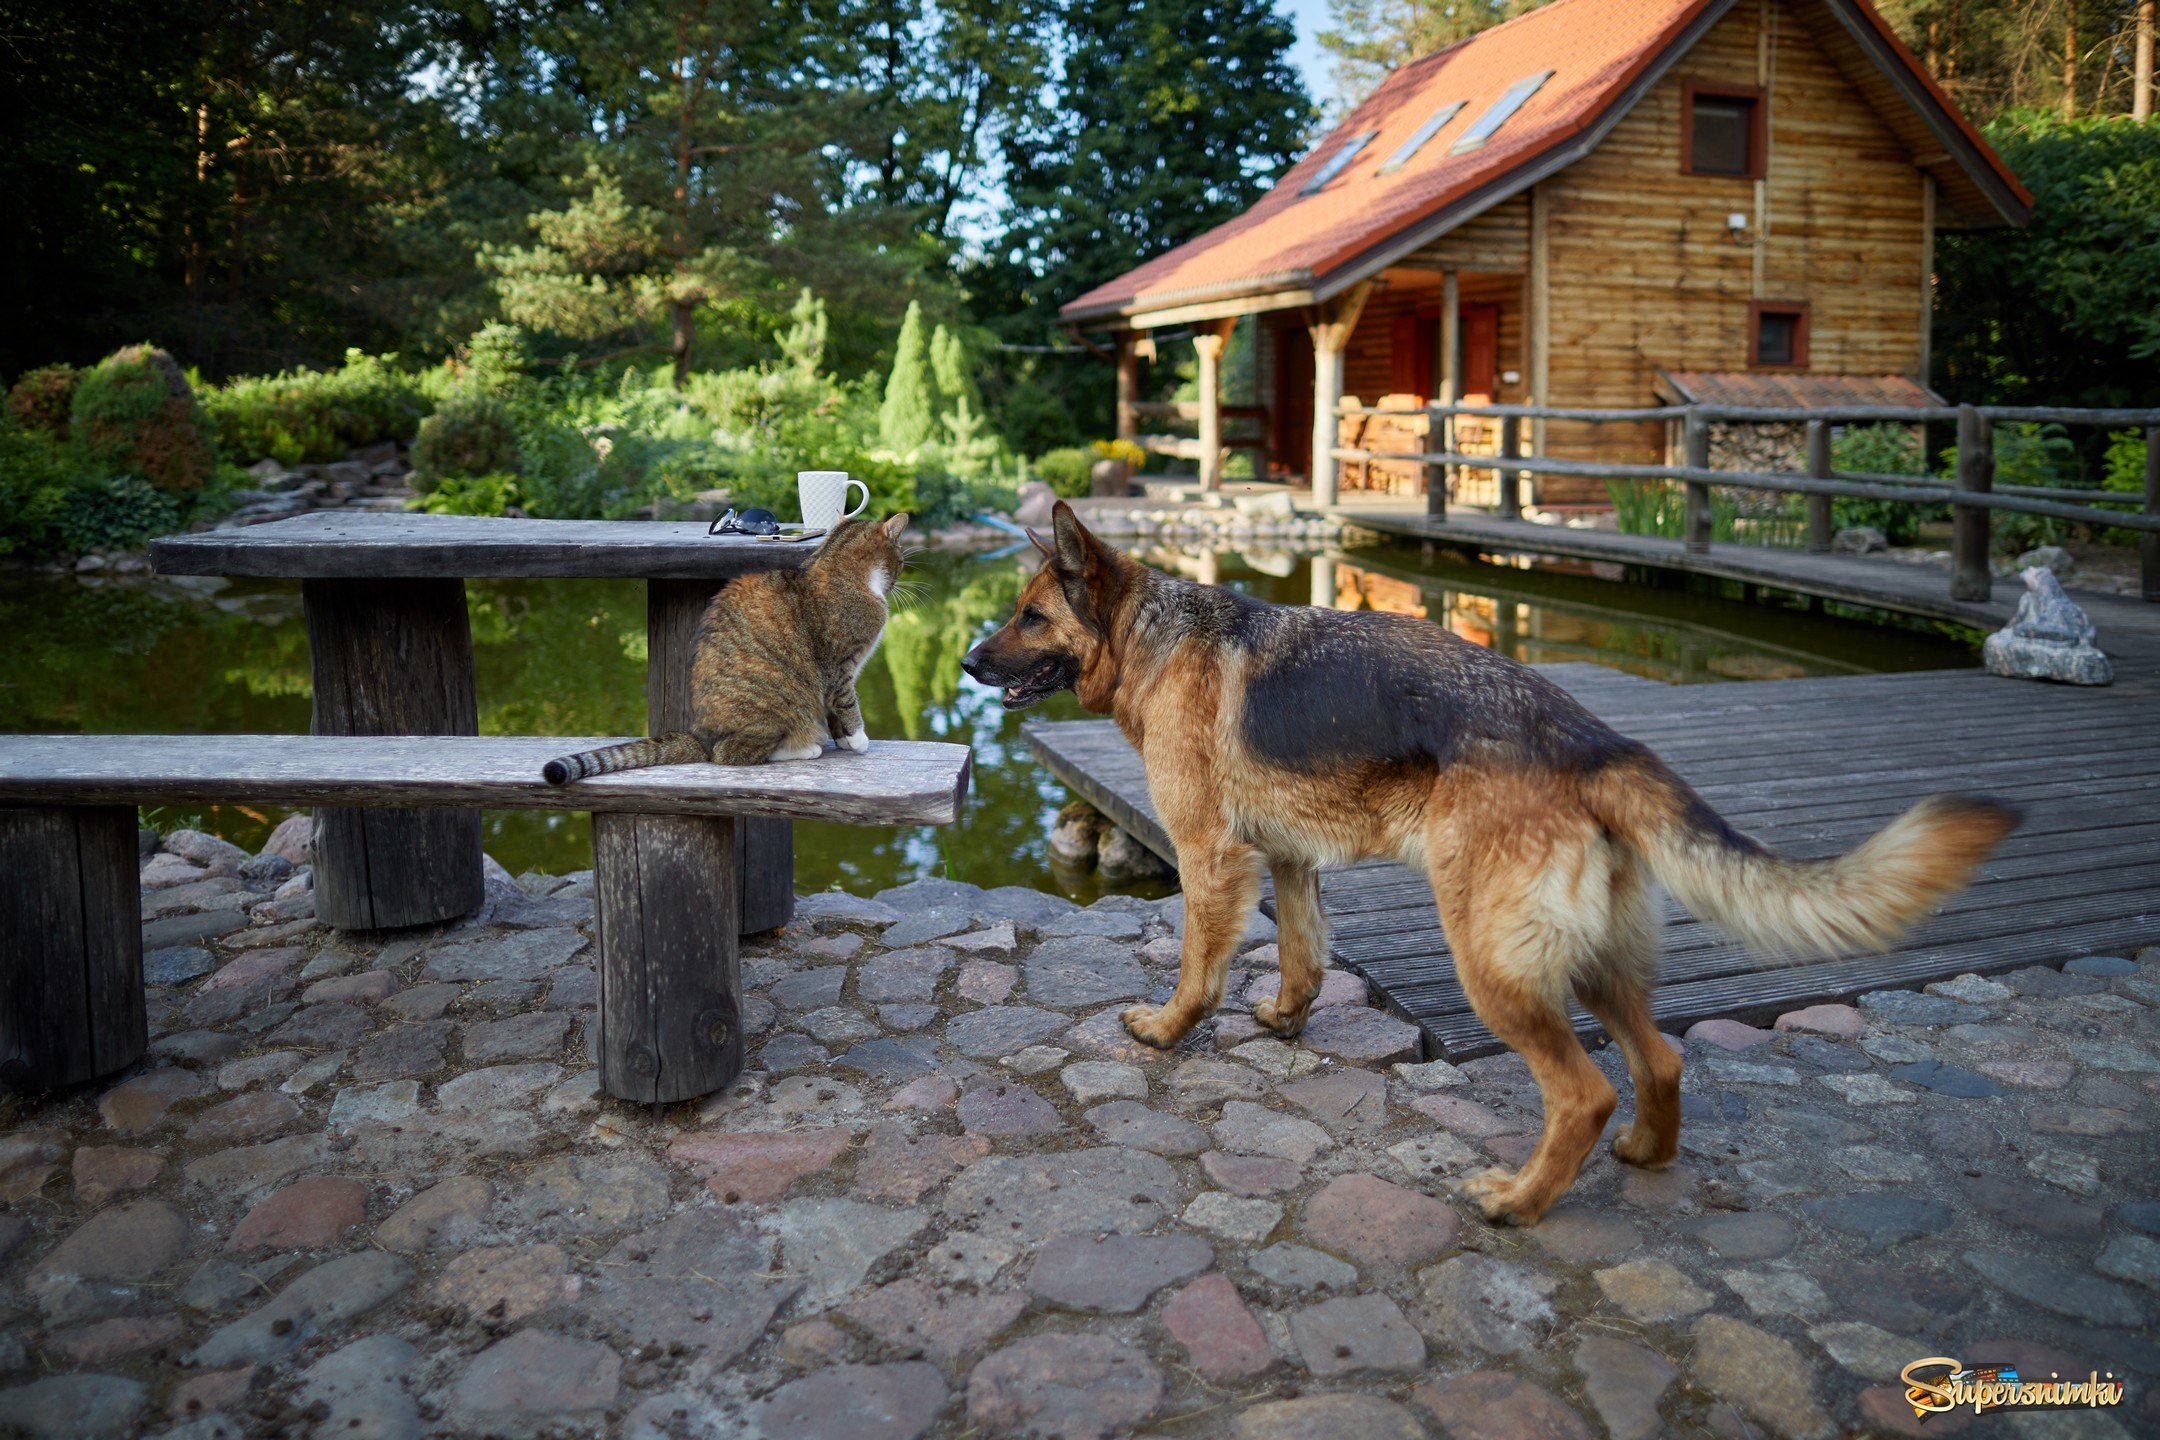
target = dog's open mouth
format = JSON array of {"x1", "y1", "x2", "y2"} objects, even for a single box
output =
[{"x1": 1000, "y1": 659, "x2": 1073, "y2": 711}]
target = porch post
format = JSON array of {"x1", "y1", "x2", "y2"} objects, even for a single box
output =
[
  {"x1": 1115, "y1": 332, "x2": 1140, "y2": 444},
  {"x1": 1193, "y1": 318, "x2": 1234, "y2": 491},
  {"x1": 1438, "y1": 270, "x2": 1461, "y2": 406},
  {"x1": 1308, "y1": 282, "x2": 1374, "y2": 509}
]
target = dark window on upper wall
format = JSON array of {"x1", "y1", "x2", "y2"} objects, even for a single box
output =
[
  {"x1": 1683, "y1": 82, "x2": 1764, "y2": 178},
  {"x1": 1750, "y1": 302, "x2": 1809, "y2": 368}
]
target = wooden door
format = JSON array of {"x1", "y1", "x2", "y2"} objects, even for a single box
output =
[
  {"x1": 1272, "y1": 323, "x2": 1313, "y2": 477},
  {"x1": 1461, "y1": 304, "x2": 1499, "y2": 401}
]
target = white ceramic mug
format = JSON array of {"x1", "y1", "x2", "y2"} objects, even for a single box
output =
[{"x1": 797, "y1": 470, "x2": 869, "y2": 532}]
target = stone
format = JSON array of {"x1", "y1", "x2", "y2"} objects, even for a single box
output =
[
  {"x1": 1804, "y1": 1190, "x2": 1951, "y2": 1246},
  {"x1": 1527, "y1": 1204, "x2": 1641, "y2": 1262},
  {"x1": 1819, "y1": 1072, "x2": 1918, "y2": 1105},
  {"x1": 32, "y1": 1200, "x2": 191, "y2": 1287},
  {"x1": 957, "y1": 961, "x2": 1017, "y2": 1005},
  {"x1": 1027, "y1": 1232, "x2": 1213, "y2": 1312},
  {"x1": 299, "y1": 1335, "x2": 418, "y2": 1440},
  {"x1": 1299, "y1": 1004, "x2": 1421, "y2": 1063},
  {"x1": 965, "y1": 1334, "x2": 1163, "y2": 1440},
  {"x1": 438, "y1": 1061, "x2": 562, "y2": 1111},
  {"x1": 192, "y1": 1251, "x2": 412, "y2": 1367},
  {"x1": 1574, "y1": 1334, "x2": 1677, "y2": 1440},
  {"x1": 1043, "y1": 906, "x2": 1146, "y2": 940},
  {"x1": 1200, "y1": 1151, "x2": 1301, "y2": 1196},
  {"x1": 1421, "y1": 1252, "x2": 1562, "y2": 1356},
  {"x1": 1683, "y1": 1211, "x2": 1797, "y2": 1261},
  {"x1": 1724, "y1": 1267, "x2": 1829, "y2": 1318},
  {"x1": 947, "y1": 1006, "x2": 1067, "y2": 1058},
  {"x1": 670, "y1": 1128, "x2": 853, "y2": 1203},
  {"x1": 1281, "y1": 1068, "x2": 1388, "y2": 1129},
  {"x1": 885, "y1": 1074, "x2": 958, "y2": 1112},
  {"x1": 0, "y1": 1375, "x2": 148, "y2": 1438},
  {"x1": 1689, "y1": 1315, "x2": 1835, "y2": 1440},
  {"x1": 776, "y1": 1319, "x2": 856, "y2": 1367},
  {"x1": 959, "y1": 1081, "x2": 1063, "y2": 1137},
  {"x1": 941, "y1": 1147, "x2": 1183, "y2": 1245},
  {"x1": 266, "y1": 1003, "x2": 371, "y2": 1050},
  {"x1": 1232, "y1": 1394, "x2": 1425, "y2": 1440},
  {"x1": 766, "y1": 1198, "x2": 927, "y2": 1305},
  {"x1": 98, "y1": 1067, "x2": 203, "y2": 1133},
  {"x1": 799, "y1": 1005, "x2": 880, "y2": 1044},
  {"x1": 422, "y1": 927, "x2": 587, "y2": 982},
  {"x1": 170, "y1": 1368, "x2": 256, "y2": 1419},
  {"x1": 376, "y1": 1176, "x2": 493, "y2": 1252},
  {"x1": 2095, "y1": 1234, "x2": 2160, "y2": 1291},
  {"x1": 1304, "y1": 1172, "x2": 1458, "y2": 1267},
  {"x1": 328, "y1": 1080, "x2": 421, "y2": 1129},
  {"x1": 1240, "y1": 967, "x2": 1366, "y2": 1013},
  {"x1": 165, "y1": 828, "x2": 249, "y2": 868},
  {"x1": 1085, "y1": 1099, "x2": 1206, "y2": 1154},
  {"x1": 429, "y1": 1243, "x2": 578, "y2": 1323},
  {"x1": 1810, "y1": 1320, "x2": 1921, "y2": 1382},
  {"x1": 1983, "y1": 568, "x2": 2113, "y2": 684},
  {"x1": 47, "y1": 1315, "x2": 186, "y2": 1365},
  {"x1": 1212, "y1": 1100, "x2": 1330, "y2": 1163},
  {"x1": 70, "y1": 1146, "x2": 165, "y2": 1205},
  {"x1": 1890, "y1": 1058, "x2": 2007, "y2": 1097},
  {"x1": 461, "y1": 1009, "x2": 571, "y2": 1063},
  {"x1": 1414, "y1": 1372, "x2": 1594, "y2": 1440},
  {"x1": 748, "y1": 1362, "x2": 947, "y2": 1440},
  {"x1": 1250, "y1": 1241, "x2": 1357, "y2": 1292},
  {"x1": 185, "y1": 1090, "x2": 302, "y2": 1145},
  {"x1": 923, "y1": 1232, "x2": 1022, "y2": 1287},
  {"x1": 1167, "y1": 1058, "x2": 1268, "y2": 1105},
  {"x1": 1687, "y1": 1017, "x2": 1776, "y2": 1050},
  {"x1": 1860, "y1": 988, "x2": 1990, "y2": 1026},
  {"x1": 859, "y1": 947, "x2": 955, "y2": 1003},
  {"x1": 2073, "y1": 1040, "x2": 2160, "y2": 1073},
  {"x1": 1023, "y1": 938, "x2": 1149, "y2": 1008},
  {"x1": 797, "y1": 890, "x2": 904, "y2": 926},
  {"x1": 1964, "y1": 1251, "x2": 2149, "y2": 1326},
  {"x1": 1392, "y1": 1057, "x2": 1470, "y2": 1090},
  {"x1": 1594, "y1": 1258, "x2": 1712, "y2": 1323},
  {"x1": 848, "y1": 1276, "x2": 1029, "y2": 1363},
  {"x1": 879, "y1": 1003, "x2": 940, "y2": 1032},
  {"x1": 1154, "y1": 1274, "x2": 1273, "y2": 1381},
  {"x1": 584, "y1": 1209, "x2": 790, "y2": 1363},
  {"x1": 833, "y1": 1036, "x2": 938, "y2": 1079},
  {"x1": 228, "y1": 1176, "x2": 368, "y2": 1251},
  {"x1": 854, "y1": 1124, "x2": 990, "y2": 1205},
  {"x1": 1411, "y1": 1092, "x2": 1519, "y2": 1138},
  {"x1": 145, "y1": 945, "x2": 216, "y2": 987},
  {"x1": 1975, "y1": 1058, "x2": 2075, "y2": 1089},
  {"x1": 1061, "y1": 1060, "x2": 1147, "y2": 1104},
  {"x1": 882, "y1": 905, "x2": 978, "y2": 947},
  {"x1": 446, "y1": 1329, "x2": 619, "y2": 1435},
  {"x1": 1832, "y1": 524, "x2": 1887, "y2": 553},
  {"x1": 1291, "y1": 1291, "x2": 1425, "y2": 1375},
  {"x1": 503, "y1": 1153, "x2": 670, "y2": 1237},
  {"x1": 947, "y1": 923, "x2": 1018, "y2": 955},
  {"x1": 1774, "y1": 1004, "x2": 1863, "y2": 1036},
  {"x1": 1182, "y1": 1190, "x2": 1282, "y2": 1243}
]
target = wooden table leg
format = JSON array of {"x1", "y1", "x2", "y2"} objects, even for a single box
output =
[
  {"x1": 593, "y1": 811, "x2": 742, "y2": 1102},
  {"x1": 647, "y1": 578, "x2": 796, "y2": 935},
  {"x1": 305, "y1": 578, "x2": 485, "y2": 930},
  {"x1": 0, "y1": 806, "x2": 144, "y2": 1089}
]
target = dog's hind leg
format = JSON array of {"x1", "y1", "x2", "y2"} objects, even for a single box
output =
[
  {"x1": 1123, "y1": 841, "x2": 1261, "y2": 1050},
  {"x1": 1574, "y1": 855, "x2": 1683, "y2": 1169},
  {"x1": 1254, "y1": 859, "x2": 1326, "y2": 1038}
]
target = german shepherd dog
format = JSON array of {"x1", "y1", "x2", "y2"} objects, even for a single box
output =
[{"x1": 962, "y1": 503, "x2": 2018, "y2": 1224}]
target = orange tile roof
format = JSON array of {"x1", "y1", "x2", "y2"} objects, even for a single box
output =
[
  {"x1": 1062, "y1": 0, "x2": 2026, "y2": 324},
  {"x1": 1658, "y1": 371, "x2": 1945, "y2": 407}
]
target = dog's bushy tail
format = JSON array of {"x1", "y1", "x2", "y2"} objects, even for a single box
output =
[
  {"x1": 1586, "y1": 754, "x2": 2019, "y2": 959},
  {"x1": 542, "y1": 732, "x2": 708, "y2": 785}
]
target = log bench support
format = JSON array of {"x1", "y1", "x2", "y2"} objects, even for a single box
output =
[{"x1": 0, "y1": 806, "x2": 145, "y2": 1088}]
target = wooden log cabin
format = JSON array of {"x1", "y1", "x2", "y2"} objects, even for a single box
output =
[{"x1": 1060, "y1": 0, "x2": 2028, "y2": 509}]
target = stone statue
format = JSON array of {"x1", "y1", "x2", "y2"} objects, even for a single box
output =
[{"x1": 1982, "y1": 567, "x2": 2112, "y2": 685}]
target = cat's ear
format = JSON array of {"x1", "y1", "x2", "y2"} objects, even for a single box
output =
[{"x1": 881, "y1": 512, "x2": 910, "y2": 539}]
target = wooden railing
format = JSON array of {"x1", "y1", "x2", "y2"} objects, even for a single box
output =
[
  {"x1": 1129, "y1": 401, "x2": 1269, "y2": 474},
  {"x1": 1330, "y1": 400, "x2": 2160, "y2": 604}
]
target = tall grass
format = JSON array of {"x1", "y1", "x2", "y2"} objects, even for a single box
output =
[{"x1": 1605, "y1": 480, "x2": 1802, "y2": 547}]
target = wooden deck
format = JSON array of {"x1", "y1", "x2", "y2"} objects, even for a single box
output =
[{"x1": 1024, "y1": 564, "x2": 2160, "y2": 1055}]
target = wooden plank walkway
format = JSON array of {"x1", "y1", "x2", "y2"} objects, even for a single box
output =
[{"x1": 1025, "y1": 615, "x2": 2160, "y2": 1056}]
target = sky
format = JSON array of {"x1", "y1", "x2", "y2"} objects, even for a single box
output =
[{"x1": 1282, "y1": 0, "x2": 1338, "y2": 111}]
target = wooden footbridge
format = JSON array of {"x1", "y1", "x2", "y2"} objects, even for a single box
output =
[{"x1": 1026, "y1": 544, "x2": 2160, "y2": 1059}]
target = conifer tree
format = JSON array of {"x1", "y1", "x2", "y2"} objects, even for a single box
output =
[
  {"x1": 880, "y1": 302, "x2": 944, "y2": 451},
  {"x1": 930, "y1": 325, "x2": 982, "y2": 418}
]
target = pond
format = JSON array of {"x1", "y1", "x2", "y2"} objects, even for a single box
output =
[{"x1": 0, "y1": 539, "x2": 1976, "y2": 898}]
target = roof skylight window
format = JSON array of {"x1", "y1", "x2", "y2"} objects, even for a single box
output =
[
  {"x1": 1376, "y1": 102, "x2": 1467, "y2": 175},
  {"x1": 1298, "y1": 131, "x2": 1378, "y2": 195},
  {"x1": 1448, "y1": 71, "x2": 1555, "y2": 154}
]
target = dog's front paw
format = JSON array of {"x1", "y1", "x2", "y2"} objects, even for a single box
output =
[
  {"x1": 1253, "y1": 995, "x2": 1310, "y2": 1038},
  {"x1": 1458, "y1": 1166, "x2": 1544, "y2": 1226},
  {"x1": 1120, "y1": 1002, "x2": 1189, "y2": 1051},
  {"x1": 839, "y1": 728, "x2": 869, "y2": 754}
]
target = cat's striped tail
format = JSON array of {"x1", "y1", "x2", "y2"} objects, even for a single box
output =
[{"x1": 542, "y1": 733, "x2": 708, "y2": 785}]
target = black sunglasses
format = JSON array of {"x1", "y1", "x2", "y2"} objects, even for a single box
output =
[{"x1": 709, "y1": 506, "x2": 780, "y2": 537}]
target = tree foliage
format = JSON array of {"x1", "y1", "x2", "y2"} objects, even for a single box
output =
[{"x1": 1317, "y1": 0, "x2": 1546, "y2": 109}]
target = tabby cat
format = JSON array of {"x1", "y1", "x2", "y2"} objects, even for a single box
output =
[{"x1": 543, "y1": 512, "x2": 909, "y2": 783}]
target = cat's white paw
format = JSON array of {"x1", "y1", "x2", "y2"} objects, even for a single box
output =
[
  {"x1": 839, "y1": 728, "x2": 869, "y2": 753},
  {"x1": 769, "y1": 740, "x2": 824, "y2": 762}
]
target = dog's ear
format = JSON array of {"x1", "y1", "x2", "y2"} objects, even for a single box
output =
[
  {"x1": 1049, "y1": 500, "x2": 1122, "y2": 628},
  {"x1": 1051, "y1": 500, "x2": 1094, "y2": 577},
  {"x1": 1026, "y1": 528, "x2": 1055, "y2": 561}
]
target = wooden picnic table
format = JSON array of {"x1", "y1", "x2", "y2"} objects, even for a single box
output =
[{"x1": 151, "y1": 512, "x2": 816, "y2": 934}]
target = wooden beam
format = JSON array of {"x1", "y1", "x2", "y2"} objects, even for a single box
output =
[
  {"x1": 1115, "y1": 333, "x2": 1140, "y2": 444},
  {"x1": 1125, "y1": 288, "x2": 1316, "y2": 331},
  {"x1": 1192, "y1": 318, "x2": 1235, "y2": 490},
  {"x1": 1308, "y1": 282, "x2": 1375, "y2": 505}
]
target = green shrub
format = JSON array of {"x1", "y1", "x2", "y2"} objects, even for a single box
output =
[
  {"x1": 1035, "y1": 446, "x2": 1092, "y2": 497},
  {"x1": 6, "y1": 365, "x2": 79, "y2": 436},
  {"x1": 412, "y1": 471, "x2": 523, "y2": 516},
  {"x1": 410, "y1": 392, "x2": 521, "y2": 492},
  {"x1": 0, "y1": 413, "x2": 73, "y2": 554},
  {"x1": 1831, "y1": 422, "x2": 1936, "y2": 545},
  {"x1": 464, "y1": 324, "x2": 531, "y2": 388},
  {"x1": 203, "y1": 351, "x2": 427, "y2": 465},
  {"x1": 71, "y1": 345, "x2": 214, "y2": 492},
  {"x1": 1964, "y1": 421, "x2": 2078, "y2": 554},
  {"x1": 56, "y1": 476, "x2": 185, "y2": 553}
]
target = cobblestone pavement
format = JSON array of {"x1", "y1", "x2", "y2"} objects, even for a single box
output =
[{"x1": 3, "y1": 824, "x2": 2156, "y2": 1439}]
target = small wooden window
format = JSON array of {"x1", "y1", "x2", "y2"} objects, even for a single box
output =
[
  {"x1": 1682, "y1": 81, "x2": 1765, "y2": 178},
  {"x1": 1749, "y1": 301, "x2": 1809, "y2": 368}
]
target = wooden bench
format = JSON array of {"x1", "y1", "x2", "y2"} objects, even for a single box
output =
[{"x1": 0, "y1": 734, "x2": 970, "y2": 1102}]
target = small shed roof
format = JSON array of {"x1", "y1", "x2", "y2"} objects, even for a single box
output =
[
  {"x1": 1656, "y1": 372, "x2": 1947, "y2": 408},
  {"x1": 1063, "y1": 0, "x2": 2028, "y2": 327}
]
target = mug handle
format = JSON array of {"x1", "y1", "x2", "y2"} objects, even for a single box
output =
[{"x1": 842, "y1": 478, "x2": 870, "y2": 519}]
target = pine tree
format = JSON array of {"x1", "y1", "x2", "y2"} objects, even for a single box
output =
[
  {"x1": 880, "y1": 302, "x2": 944, "y2": 451},
  {"x1": 780, "y1": 289, "x2": 831, "y2": 380},
  {"x1": 930, "y1": 325, "x2": 982, "y2": 417}
]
